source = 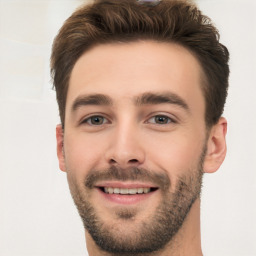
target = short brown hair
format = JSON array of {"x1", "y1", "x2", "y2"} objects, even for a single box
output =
[{"x1": 51, "y1": 0, "x2": 229, "y2": 128}]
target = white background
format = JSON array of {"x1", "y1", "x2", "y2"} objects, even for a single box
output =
[{"x1": 0, "y1": 0, "x2": 255, "y2": 255}]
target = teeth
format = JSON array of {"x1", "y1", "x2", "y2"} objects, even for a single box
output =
[
  {"x1": 137, "y1": 188, "x2": 144, "y2": 194},
  {"x1": 120, "y1": 188, "x2": 128, "y2": 194},
  {"x1": 108, "y1": 187, "x2": 114, "y2": 194},
  {"x1": 128, "y1": 188, "x2": 137, "y2": 194},
  {"x1": 143, "y1": 188, "x2": 150, "y2": 193},
  {"x1": 103, "y1": 187, "x2": 152, "y2": 194},
  {"x1": 114, "y1": 188, "x2": 120, "y2": 194}
]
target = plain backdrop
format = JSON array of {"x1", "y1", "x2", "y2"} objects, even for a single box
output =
[{"x1": 0, "y1": 0, "x2": 255, "y2": 255}]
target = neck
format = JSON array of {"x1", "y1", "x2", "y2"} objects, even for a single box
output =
[{"x1": 86, "y1": 198, "x2": 203, "y2": 256}]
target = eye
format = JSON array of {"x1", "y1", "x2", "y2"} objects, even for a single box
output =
[
  {"x1": 147, "y1": 115, "x2": 174, "y2": 125},
  {"x1": 82, "y1": 115, "x2": 108, "y2": 126}
]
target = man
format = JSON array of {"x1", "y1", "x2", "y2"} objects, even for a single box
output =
[{"x1": 51, "y1": 0, "x2": 229, "y2": 255}]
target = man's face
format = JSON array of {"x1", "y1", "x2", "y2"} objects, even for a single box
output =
[{"x1": 59, "y1": 41, "x2": 208, "y2": 254}]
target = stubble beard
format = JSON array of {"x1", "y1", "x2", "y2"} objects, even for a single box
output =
[{"x1": 66, "y1": 149, "x2": 205, "y2": 256}]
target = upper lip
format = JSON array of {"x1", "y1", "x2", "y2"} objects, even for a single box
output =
[{"x1": 95, "y1": 181, "x2": 158, "y2": 189}]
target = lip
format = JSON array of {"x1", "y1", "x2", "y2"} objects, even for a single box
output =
[
  {"x1": 95, "y1": 181, "x2": 156, "y2": 189},
  {"x1": 95, "y1": 181, "x2": 159, "y2": 205}
]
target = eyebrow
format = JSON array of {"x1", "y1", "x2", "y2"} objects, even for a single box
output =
[
  {"x1": 71, "y1": 92, "x2": 189, "y2": 112},
  {"x1": 72, "y1": 94, "x2": 113, "y2": 112},
  {"x1": 134, "y1": 92, "x2": 189, "y2": 112}
]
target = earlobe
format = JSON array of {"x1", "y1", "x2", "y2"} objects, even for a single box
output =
[
  {"x1": 203, "y1": 117, "x2": 227, "y2": 173},
  {"x1": 56, "y1": 124, "x2": 66, "y2": 172}
]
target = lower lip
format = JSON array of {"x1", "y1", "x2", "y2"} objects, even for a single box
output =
[{"x1": 96, "y1": 188, "x2": 157, "y2": 205}]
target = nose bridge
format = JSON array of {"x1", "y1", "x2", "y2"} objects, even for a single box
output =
[{"x1": 106, "y1": 116, "x2": 145, "y2": 167}]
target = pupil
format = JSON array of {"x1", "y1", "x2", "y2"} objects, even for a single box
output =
[
  {"x1": 156, "y1": 116, "x2": 168, "y2": 124},
  {"x1": 92, "y1": 116, "x2": 103, "y2": 125}
]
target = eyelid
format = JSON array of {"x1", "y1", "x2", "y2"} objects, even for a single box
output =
[
  {"x1": 79, "y1": 113, "x2": 111, "y2": 126},
  {"x1": 78, "y1": 112, "x2": 178, "y2": 126},
  {"x1": 146, "y1": 113, "x2": 177, "y2": 124}
]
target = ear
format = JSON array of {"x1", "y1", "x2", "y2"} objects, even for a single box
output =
[
  {"x1": 203, "y1": 117, "x2": 227, "y2": 173},
  {"x1": 56, "y1": 124, "x2": 66, "y2": 172}
]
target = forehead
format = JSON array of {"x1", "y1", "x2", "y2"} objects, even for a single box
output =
[{"x1": 67, "y1": 41, "x2": 205, "y2": 113}]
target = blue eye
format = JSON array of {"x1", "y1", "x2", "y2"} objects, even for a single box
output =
[
  {"x1": 148, "y1": 115, "x2": 173, "y2": 124},
  {"x1": 83, "y1": 116, "x2": 107, "y2": 125}
]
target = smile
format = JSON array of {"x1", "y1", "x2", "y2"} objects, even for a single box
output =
[
  {"x1": 103, "y1": 187, "x2": 155, "y2": 194},
  {"x1": 95, "y1": 182, "x2": 159, "y2": 205}
]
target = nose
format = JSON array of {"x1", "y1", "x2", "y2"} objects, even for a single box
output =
[{"x1": 105, "y1": 124, "x2": 145, "y2": 168}]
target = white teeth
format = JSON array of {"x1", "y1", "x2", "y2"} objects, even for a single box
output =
[
  {"x1": 114, "y1": 188, "x2": 120, "y2": 194},
  {"x1": 120, "y1": 188, "x2": 128, "y2": 194},
  {"x1": 108, "y1": 187, "x2": 114, "y2": 194},
  {"x1": 128, "y1": 188, "x2": 137, "y2": 194},
  {"x1": 143, "y1": 188, "x2": 150, "y2": 193},
  {"x1": 103, "y1": 187, "x2": 152, "y2": 194},
  {"x1": 137, "y1": 188, "x2": 144, "y2": 194}
]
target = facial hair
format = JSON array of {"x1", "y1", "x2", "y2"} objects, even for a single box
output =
[{"x1": 66, "y1": 149, "x2": 205, "y2": 256}]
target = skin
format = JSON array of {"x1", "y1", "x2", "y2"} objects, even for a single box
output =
[{"x1": 56, "y1": 41, "x2": 227, "y2": 256}]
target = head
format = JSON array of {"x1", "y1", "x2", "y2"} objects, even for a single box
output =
[
  {"x1": 51, "y1": 0, "x2": 229, "y2": 129},
  {"x1": 51, "y1": 0, "x2": 229, "y2": 255}
]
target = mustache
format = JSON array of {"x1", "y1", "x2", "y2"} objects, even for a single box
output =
[{"x1": 84, "y1": 166, "x2": 170, "y2": 190}]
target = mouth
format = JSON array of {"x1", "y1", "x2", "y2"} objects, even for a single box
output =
[
  {"x1": 99, "y1": 187, "x2": 158, "y2": 195},
  {"x1": 95, "y1": 183, "x2": 159, "y2": 205}
]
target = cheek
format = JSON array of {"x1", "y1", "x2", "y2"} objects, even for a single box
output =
[
  {"x1": 63, "y1": 133, "x2": 106, "y2": 175},
  {"x1": 146, "y1": 131, "x2": 205, "y2": 178}
]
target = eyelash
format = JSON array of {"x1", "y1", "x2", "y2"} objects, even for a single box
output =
[
  {"x1": 147, "y1": 115, "x2": 176, "y2": 125},
  {"x1": 81, "y1": 115, "x2": 109, "y2": 126},
  {"x1": 81, "y1": 114, "x2": 176, "y2": 126}
]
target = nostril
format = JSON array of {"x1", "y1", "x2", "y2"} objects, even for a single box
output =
[
  {"x1": 129, "y1": 159, "x2": 138, "y2": 163},
  {"x1": 108, "y1": 158, "x2": 140, "y2": 166},
  {"x1": 110, "y1": 159, "x2": 117, "y2": 164}
]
